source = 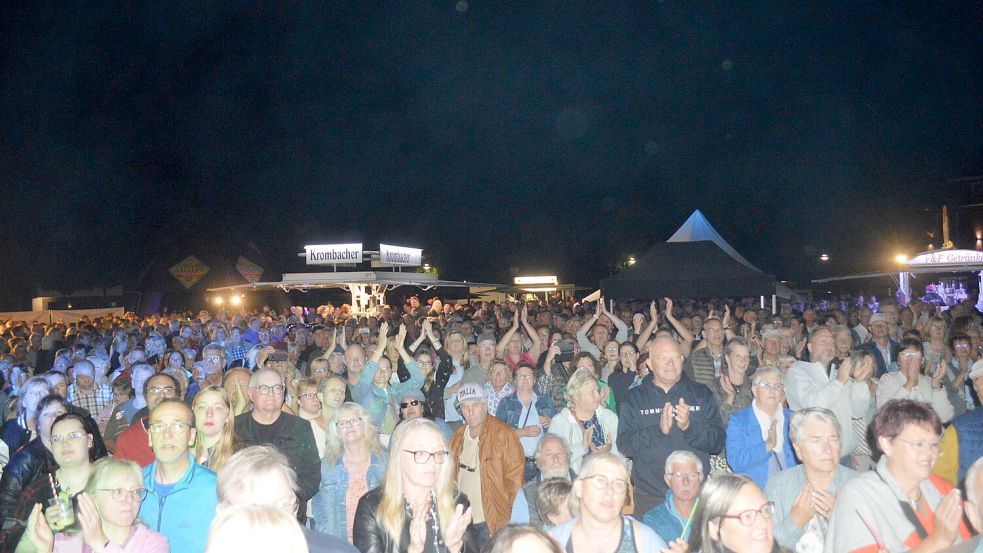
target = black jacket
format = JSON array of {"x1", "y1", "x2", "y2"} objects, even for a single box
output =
[
  {"x1": 234, "y1": 411, "x2": 321, "y2": 503},
  {"x1": 352, "y1": 487, "x2": 479, "y2": 553},
  {"x1": 0, "y1": 439, "x2": 55, "y2": 529},
  {"x1": 617, "y1": 372, "x2": 724, "y2": 506}
]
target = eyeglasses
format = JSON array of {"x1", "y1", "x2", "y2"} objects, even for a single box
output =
[
  {"x1": 400, "y1": 400, "x2": 421, "y2": 409},
  {"x1": 147, "y1": 386, "x2": 176, "y2": 396},
  {"x1": 312, "y1": 367, "x2": 328, "y2": 373},
  {"x1": 899, "y1": 351, "x2": 923, "y2": 359},
  {"x1": 515, "y1": 373, "x2": 535, "y2": 381},
  {"x1": 99, "y1": 488, "x2": 148, "y2": 503},
  {"x1": 417, "y1": 360, "x2": 433, "y2": 366},
  {"x1": 581, "y1": 474, "x2": 629, "y2": 494},
  {"x1": 149, "y1": 421, "x2": 192, "y2": 434},
  {"x1": 336, "y1": 418, "x2": 363, "y2": 429},
  {"x1": 893, "y1": 437, "x2": 941, "y2": 453},
  {"x1": 489, "y1": 370, "x2": 509, "y2": 377},
  {"x1": 667, "y1": 472, "x2": 703, "y2": 482},
  {"x1": 298, "y1": 393, "x2": 319, "y2": 401},
  {"x1": 251, "y1": 384, "x2": 285, "y2": 396},
  {"x1": 756, "y1": 381, "x2": 784, "y2": 391},
  {"x1": 404, "y1": 449, "x2": 449, "y2": 464},
  {"x1": 51, "y1": 431, "x2": 85, "y2": 443},
  {"x1": 720, "y1": 502, "x2": 775, "y2": 526}
]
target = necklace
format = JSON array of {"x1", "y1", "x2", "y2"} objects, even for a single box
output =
[{"x1": 578, "y1": 519, "x2": 621, "y2": 553}]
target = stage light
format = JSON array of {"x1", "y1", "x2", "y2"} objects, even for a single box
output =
[
  {"x1": 627, "y1": 256, "x2": 637, "y2": 266},
  {"x1": 895, "y1": 254, "x2": 908, "y2": 264},
  {"x1": 214, "y1": 297, "x2": 224, "y2": 306},
  {"x1": 230, "y1": 295, "x2": 242, "y2": 306},
  {"x1": 819, "y1": 253, "x2": 829, "y2": 262}
]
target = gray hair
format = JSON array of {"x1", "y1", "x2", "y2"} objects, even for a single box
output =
[
  {"x1": 563, "y1": 368, "x2": 599, "y2": 408},
  {"x1": 723, "y1": 337, "x2": 751, "y2": 357},
  {"x1": 966, "y1": 456, "x2": 983, "y2": 522},
  {"x1": 249, "y1": 367, "x2": 284, "y2": 387},
  {"x1": 664, "y1": 450, "x2": 703, "y2": 475},
  {"x1": 751, "y1": 365, "x2": 785, "y2": 387},
  {"x1": 535, "y1": 434, "x2": 571, "y2": 465},
  {"x1": 217, "y1": 445, "x2": 298, "y2": 504},
  {"x1": 789, "y1": 407, "x2": 840, "y2": 445}
]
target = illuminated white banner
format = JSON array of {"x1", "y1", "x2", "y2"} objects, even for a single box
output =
[
  {"x1": 514, "y1": 275, "x2": 558, "y2": 285},
  {"x1": 907, "y1": 250, "x2": 983, "y2": 267},
  {"x1": 305, "y1": 243, "x2": 363, "y2": 265},
  {"x1": 379, "y1": 244, "x2": 422, "y2": 266}
]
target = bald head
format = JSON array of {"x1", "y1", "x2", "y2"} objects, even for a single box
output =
[{"x1": 649, "y1": 336, "x2": 683, "y2": 390}]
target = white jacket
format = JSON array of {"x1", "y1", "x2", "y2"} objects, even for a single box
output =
[
  {"x1": 548, "y1": 406, "x2": 619, "y2": 473},
  {"x1": 875, "y1": 371, "x2": 954, "y2": 423},
  {"x1": 784, "y1": 360, "x2": 871, "y2": 457}
]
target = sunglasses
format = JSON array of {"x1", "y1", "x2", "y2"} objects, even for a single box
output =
[{"x1": 400, "y1": 400, "x2": 421, "y2": 409}]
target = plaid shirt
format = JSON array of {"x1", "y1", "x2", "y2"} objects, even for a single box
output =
[
  {"x1": 225, "y1": 341, "x2": 250, "y2": 365},
  {"x1": 68, "y1": 383, "x2": 114, "y2": 415}
]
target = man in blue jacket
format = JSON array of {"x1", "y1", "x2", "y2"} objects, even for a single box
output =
[
  {"x1": 617, "y1": 336, "x2": 724, "y2": 515},
  {"x1": 140, "y1": 398, "x2": 218, "y2": 553}
]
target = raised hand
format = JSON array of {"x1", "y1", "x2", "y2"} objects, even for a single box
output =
[
  {"x1": 26, "y1": 503, "x2": 54, "y2": 552},
  {"x1": 660, "y1": 402, "x2": 674, "y2": 435},
  {"x1": 650, "y1": 300, "x2": 659, "y2": 323},
  {"x1": 933, "y1": 489, "x2": 963, "y2": 546},
  {"x1": 765, "y1": 419, "x2": 778, "y2": 451},
  {"x1": 442, "y1": 504, "x2": 473, "y2": 553},
  {"x1": 407, "y1": 495, "x2": 431, "y2": 553},
  {"x1": 675, "y1": 398, "x2": 691, "y2": 431},
  {"x1": 719, "y1": 373, "x2": 736, "y2": 405},
  {"x1": 932, "y1": 360, "x2": 947, "y2": 389},
  {"x1": 78, "y1": 492, "x2": 108, "y2": 550},
  {"x1": 789, "y1": 484, "x2": 816, "y2": 528},
  {"x1": 811, "y1": 488, "x2": 835, "y2": 519}
]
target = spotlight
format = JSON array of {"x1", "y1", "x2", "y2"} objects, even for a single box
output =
[
  {"x1": 230, "y1": 295, "x2": 242, "y2": 306},
  {"x1": 895, "y1": 254, "x2": 908, "y2": 264},
  {"x1": 819, "y1": 253, "x2": 829, "y2": 262},
  {"x1": 214, "y1": 297, "x2": 224, "y2": 306},
  {"x1": 627, "y1": 256, "x2": 637, "y2": 266}
]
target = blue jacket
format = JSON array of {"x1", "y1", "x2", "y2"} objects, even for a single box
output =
[
  {"x1": 725, "y1": 406, "x2": 798, "y2": 490},
  {"x1": 312, "y1": 453, "x2": 387, "y2": 540},
  {"x1": 952, "y1": 407, "x2": 983, "y2": 485},
  {"x1": 140, "y1": 454, "x2": 218, "y2": 553},
  {"x1": 495, "y1": 392, "x2": 557, "y2": 428},
  {"x1": 642, "y1": 491, "x2": 691, "y2": 544},
  {"x1": 353, "y1": 360, "x2": 424, "y2": 428}
]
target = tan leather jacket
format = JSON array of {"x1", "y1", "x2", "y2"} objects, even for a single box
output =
[{"x1": 450, "y1": 415, "x2": 525, "y2": 533}]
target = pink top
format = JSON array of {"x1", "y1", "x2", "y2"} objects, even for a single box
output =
[
  {"x1": 345, "y1": 470, "x2": 369, "y2": 543},
  {"x1": 53, "y1": 525, "x2": 170, "y2": 553}
]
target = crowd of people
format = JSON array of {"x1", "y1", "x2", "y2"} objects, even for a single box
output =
[{"x1": 0, "y1": 293, "x2": 982, "y2": 552}]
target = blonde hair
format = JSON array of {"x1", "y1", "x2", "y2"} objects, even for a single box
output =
[
  {"x1": 206, "y1": 504, "x2": 308, "y2": 553},
  {"x1": 323, "y1": 402, "x2": 384, "y2": 466},
  {"x1": 289, "y1": 377, "x2": 319, "y2": 415},
  {"x1": 378, "y1": 418, "x2": 457, "y2": 542},
  {"x1": 564, "y1": 367, "x2": 599, "y2": 408},
  {"x1": 84, "y1": 458, "x2": 143, "y2": 496},
  {"x1": 192, "y1": 386, "x2": 242, "y2": 472}
]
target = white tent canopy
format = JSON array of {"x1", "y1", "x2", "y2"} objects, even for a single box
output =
[{"x1": 667, "y1": 210, "x2": 762, "y2": 272}]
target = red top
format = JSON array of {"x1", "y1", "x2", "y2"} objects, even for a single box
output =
[{"x1": 114, "y1": 416, "x2": 155, "y2": 467}]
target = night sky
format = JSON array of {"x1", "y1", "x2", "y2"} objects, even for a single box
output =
[{"x1": 2, "y1": 2, "x2": 982, "y2": 309}]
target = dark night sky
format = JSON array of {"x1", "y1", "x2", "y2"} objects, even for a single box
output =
[{"x1": 2, "y1": 2, "x2": 982, "y2": 309}]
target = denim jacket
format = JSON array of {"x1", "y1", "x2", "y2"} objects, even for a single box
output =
[
  {"x1": 312, "y1": 453, "x2": 387, "y2": 540},
  {"x1": 495, "y1": 392, "x2": 557, "y2": 429},
  {"x1": 353, "y1": 360, "x2": 424, "y2": 429}
]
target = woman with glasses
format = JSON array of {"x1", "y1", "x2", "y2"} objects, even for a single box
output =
[
  {"x1": 686, "y1": 473, "x2": 780, "y2": 553},
  {"x1": 352, "y1": 418, "x2": 475, "y2": 553},
  {"x1": 191, "y1": 386, "x2": 241, "y2": 472},
  {"x1": 875, "y1": 338, "x2": 954, "y2": 423},
  {"x1": 495, "y1": 363, "x2": 557, "y2": 483},
  {"x1": 826, "y1": 399, "x2": 971, "y2": 552},
  {"x1": 397, "y1": 390, "x2": 453, "y2": 440},
  {"x1": 353, "y1": 324, "x2": 423, "y2": 447},
  {"x1": 0, "y1": 394, "x2": 71, "y2": 547},
  {"x1": 548, "y1": 452, "x2": 667, "y2": 553},
  {"x1": 726, "y1": 366, "x2": 797, "y2": 490},
  {"x1": 313, "y1": 402, "x2": 386, "y2": 543},
  {"x1": 21, "y1": 458, "x2": 168, "y2": 552},
  {"x1": 4, "y1": 413, "x2": 94, "y2": 550}
]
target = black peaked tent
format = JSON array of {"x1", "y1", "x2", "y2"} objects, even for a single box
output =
[{"x1": 600, "y1": 210, "x2": 784, "y2": 299}]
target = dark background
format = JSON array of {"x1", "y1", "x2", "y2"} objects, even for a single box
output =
[{"x1": 2, "y1": 2, "x2": 982, "y2": 310}]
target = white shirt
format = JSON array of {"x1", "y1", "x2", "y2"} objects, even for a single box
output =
[{"x1": 751, "y1": 400, "x2": 786, "y2": 454}]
